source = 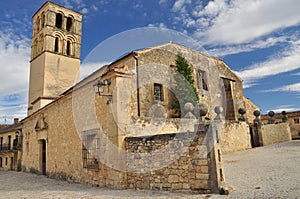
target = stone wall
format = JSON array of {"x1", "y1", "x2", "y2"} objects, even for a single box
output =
[
  {"x1": 125, "y1": 126, "x2": 224, "y2": 193},
  {"x1": 220, "y1": 121, "x2": 251, "y2": 154},
  {"x1": 261, "y1": 111, "x2": 300, "y2": 139},
  {"x1": 261, "y1": 123, "x2": 292, "y2": 146},
  {"x1": 243, "y1": 97, "x2": 259, "y2": 124}
]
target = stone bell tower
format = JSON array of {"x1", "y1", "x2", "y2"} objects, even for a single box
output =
[{"x1": 27, "y1": 1, "x2": 83, "y2": 115}]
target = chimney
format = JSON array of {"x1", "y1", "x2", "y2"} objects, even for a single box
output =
[{"x1": 14, "y1": 118, "x2": 19, "y2": 124}]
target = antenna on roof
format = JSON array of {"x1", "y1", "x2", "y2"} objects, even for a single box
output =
[{"x1": 1, "y1": 115, "x2": 13, "y2": 124}]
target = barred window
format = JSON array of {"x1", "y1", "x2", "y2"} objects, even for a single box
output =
[
  {"x1": 82, "y1": 129, "x2": 100, "y2": 170},
  {"x1": 154, "y1": 83, "x2": 163, "y2": 101}
]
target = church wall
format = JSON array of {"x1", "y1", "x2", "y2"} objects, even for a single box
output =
[{"x1": 22, "y1": 90, "x2": 102, "y2": 186}]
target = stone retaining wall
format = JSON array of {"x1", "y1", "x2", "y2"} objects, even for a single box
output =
[{"x1": 125, "y1": 128, "x2": 217, "y2": 193}]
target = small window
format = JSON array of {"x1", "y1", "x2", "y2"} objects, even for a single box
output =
[
  {"x1": 54, "y1": 37, "x2": 59, "y2": 53},
  {"x1": 5, "y1": 157, "x2": 8, "y2": 166},
  {"x1": 55, "y1": 13, "x2": 63, "y2": 29},
  {"x1": 0, "y1": 157, "x2": 2, "y2": 167},
  {"x1": 66, "y1": 17, "x2": 73, "y2": 32},
  {"x1": 294, "y1": 118, "x2": 299, "y2": 124},
  {"x1": 154, "y1": 83, "x2": 163, "y2": 101},
  {"x1": 198, "y1": 70, "x2": 208, "y2": 91}
]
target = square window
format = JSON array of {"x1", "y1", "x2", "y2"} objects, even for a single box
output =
[{"x1": 294, "y1": 118, "x2": 299, "y2": 124}]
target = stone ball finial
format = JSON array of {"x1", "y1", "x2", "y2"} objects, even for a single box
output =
[
  {"x1": 214, "y1": 106, "x2": 224, "y2": 121},
  {"x1": 253, "y1": 110, "x2": 260, "y2": 117},
  {"x1": 268, "y1": 111, "x2": 275, "y2": 124},
  {"x1": 238, "y1": 108, "x2": 246, "y2": 115},
  {"x1": 282, "y1": 110, "x2": 288, "y2": 122},
  {"x1": 184, "y1": 102, "x2": 194, "y2": 113},
  {"x1": 268, "y1": 111, "x2": 275, "y2": 117},
  {"x1": 193, "y1": 103, "x2": 208, "y2": 118},
  {"x1": 214, "y1": 106, "x2": 223, "y2": 114},
  {"x1": 238, "y1": 108, "x2": 246, "y2": 122}
]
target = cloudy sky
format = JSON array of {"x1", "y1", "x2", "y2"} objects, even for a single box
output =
[{"x1": 0, "y1": 0, "x2": 299, "y2": 123}]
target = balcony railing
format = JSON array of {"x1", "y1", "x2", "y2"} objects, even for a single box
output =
[
  {"x1": 0, "y1": 140, "x2": 22, "y2": 152},
  {"x1": 0, "y1": 144, "x2": 12, "y2": 152}
]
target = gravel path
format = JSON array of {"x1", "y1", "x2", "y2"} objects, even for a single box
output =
[{"x1": 0, "y1": 140, "x2": 299, "y2": 198}]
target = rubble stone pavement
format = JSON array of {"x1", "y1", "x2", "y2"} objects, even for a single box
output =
[{"x1": 0, "y1": 140, "x2": 299, "y2": 199}]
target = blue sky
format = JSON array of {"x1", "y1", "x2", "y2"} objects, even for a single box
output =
[{"x1": 0, "y1": 0, "x2": 300, "y2": 123}]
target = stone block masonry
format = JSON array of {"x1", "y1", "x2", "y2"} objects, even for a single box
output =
[{"x1": 125, "y1": 126, "x2": 222, "y2": 193}]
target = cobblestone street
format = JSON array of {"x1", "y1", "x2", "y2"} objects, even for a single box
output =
[{"x1": 0, "y1": 140, "x2": 299, "y2": 199}]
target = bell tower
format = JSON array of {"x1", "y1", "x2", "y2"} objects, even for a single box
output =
[{"x1": 28, "y1": 1, "x2": 83, "y2": 115}]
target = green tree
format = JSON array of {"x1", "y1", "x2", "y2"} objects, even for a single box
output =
[{"x1": 172, "y1": 54, "x2": 199, "y2": 117}]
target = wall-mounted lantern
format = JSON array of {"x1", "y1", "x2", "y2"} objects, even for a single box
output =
[{"x1": 93, "y1": 79, "x2": 113, "y2": 104}]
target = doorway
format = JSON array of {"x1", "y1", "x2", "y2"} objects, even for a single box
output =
[
  {"x1": 41, "y1": 140, "x2": 46, "y2": 175},
  {"x1": 10, "y1": 157, "x2": 14, "y2": 170},
  {"x1": 249, "y1": 125, "x2": 260, "y2": 147},
  {"x1": 222, "y1": 78, "x2": 236, "y2": 121}
]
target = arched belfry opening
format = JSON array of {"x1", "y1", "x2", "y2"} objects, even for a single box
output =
[
  {"x1": 55, "y1": 13, "x2": 63, "y2": 29},
  {"x1": 54, "y1": 37, "x2": 60, "y2": 53},
  {"x1": 66, "y1": 16, "x2": 73, "y2": 32}
]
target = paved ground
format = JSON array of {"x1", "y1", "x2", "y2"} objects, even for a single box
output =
[
  {"x1": 0, "y1": 140, "x2": 299, "y2": 198},
  {"x1": 213, "y1": 140, "x2": 300, "y2": 199}
]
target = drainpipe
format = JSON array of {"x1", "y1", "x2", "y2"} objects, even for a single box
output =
[{"x1": 133, "y1": 52, "x2": 140, "y2": 117}]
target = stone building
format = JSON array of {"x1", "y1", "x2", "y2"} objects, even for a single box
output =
[
  {"x1": 19, "y1": 1, "x2": 259, "y2": 193},
  {"x1": 0, "y1": 119, "x2": 22, "y2": 170},
  {"x1": 261, "y1": 111, "x2": 300, "y2": 140}
]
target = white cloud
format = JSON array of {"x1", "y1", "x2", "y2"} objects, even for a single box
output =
[
  {"x1": 0, "y1": 31, "x2": 30, "y2": 122},
  {"x1": 267, "y1": 105, "x2": 300, "y2": 113},
  {"x1": 209, "y1": 36, "x2": 289, "y2": 57},
  {"x1": 80, "y1": 8, "x2": 89, "y2": 14},
  {"x1": 159, "y1": 0, "x2": 167, "y2": 5},
  {"x1": 194, "y1": 0, "x2": 227, "y2": 17},
  {"x1": 236, "y1": 40, "x2": 300, "y2": 87},
  {"x1": 264, "y1": 82, "x2": 300, "y2": 93},
  {"x1": 80, "y1": 62, "x2": 109, "y2": 80},
  {"x1": 196, "y1": 0, "x2": 300, "y2": 45},
  {"x1": 172, "y1": 0, "x2": 191, "y2": 13}
]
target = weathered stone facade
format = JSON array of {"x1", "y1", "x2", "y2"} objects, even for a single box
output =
[
  {"x1": 0, "y1": 119, "x2": 22, "y2": 171},
  {"x1": 261, "y1": 111, "x2": 300, "y2": 140}
]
